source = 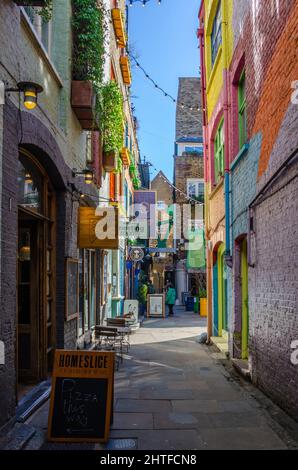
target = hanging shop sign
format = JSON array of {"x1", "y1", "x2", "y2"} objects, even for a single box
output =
[
  {"x1": 128, "y1": 246, "x2": 145, "y2": 262},
  {"x1": 148, "y1": 248, "x2": 176, "y2": 253},
  {"x1": 78, "y1": 206, "x2": 119, "y2": 249},
  {"x1": 147, "y1": 294, "x2": 165, "y2": 319},
  {"x1": 48, "y1": 350, "x2": 114, "y2": 443}
]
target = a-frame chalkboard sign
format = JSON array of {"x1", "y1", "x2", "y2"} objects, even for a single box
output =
[{"x1": 48, "y1": 350, "x2": 115, "y2": 443}]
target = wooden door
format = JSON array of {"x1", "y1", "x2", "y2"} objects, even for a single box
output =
[{"x1": 17, "y1": 219, "x2": 41, "y2": 382}]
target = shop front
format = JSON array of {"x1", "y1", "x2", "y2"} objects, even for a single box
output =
[{"x1": 17, "y1": 149, "x2": 56, "y2": 387}]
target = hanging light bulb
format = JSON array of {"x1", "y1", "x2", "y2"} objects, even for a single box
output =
[
  {"x1": 143, "y1": 0, "x2": 146, "y2": 6},
  {"x1": 24, "y1": 172, "x2": 33, "y2": 184},
  {"x1": 19, "y1": 231, "x2": 31, "y2": 262}
]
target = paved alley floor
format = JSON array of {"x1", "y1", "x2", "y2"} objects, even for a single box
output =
[{"x1": 23, "y1": 307, "x2": 298, "y2": 450}]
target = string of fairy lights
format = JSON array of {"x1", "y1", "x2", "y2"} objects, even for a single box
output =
[
  {"x1": 128, "y1": 0, "x2": 162, "y2": 6},
  {"x1": 128, "y1": 52, "x2": 201, "y2": 113},
  {"x1": 109, "y1": 5, "x2": 203, "y2": 206},
  {"x1": 109, "y1": 6, "x2": 201, "y2": 113},
  {"x1": 145, "y1": 159, "x2": 204, "y2": 206}
]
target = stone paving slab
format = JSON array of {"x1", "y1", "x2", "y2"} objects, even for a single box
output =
[
  {"x1": 141, "y1": 388, "x2": 194, "y2": 400},
  {"x1": 153, "y1": 412, "x2": 202, "y2": 430},
  {"x1": 198, "y1": 426, "x2": 287, "y2": 450},
  {"x1": 203, "y1": 411, "x2": 267, "y2": 429},
  {"x1": 171, "y1": 399, "x2": 219, "y2": 413},
  {"x1": 115, "y1": 399, "x2": 172, "y2": 413},
  {"x1": 167, "y1": 380, "x2": 209, "y2": 390},
  {"x1": 112, "y1": 413, "x2": 154, "y2": 430},
  {"x1": 109, "y1": 429, "x2": 204, "y2": 450}
]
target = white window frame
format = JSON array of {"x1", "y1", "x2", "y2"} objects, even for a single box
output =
[{"x1": 187, "y1": 178, "x2": 204, "y2": 199}]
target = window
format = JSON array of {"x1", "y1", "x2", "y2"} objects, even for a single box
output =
[
  {"x1": 238, "y1": 71, "x2": 247, "y2": 149},
  {"x1": 18, "y1": 157, "x2": 43, "y2": 214},
  {"x1": 86, "y1": 131, "x2": 92, "y2": 163},
  {"x1": 211, "y1": 1, "x2": 222, "y2": 66},
  {"x1": 78, "y1": 249, "x2": 97, "y2": 336},
  {"x1": 214, "y1": 119, "x2": 224, "y2": 183},
  {"x1": 184, "y1": 146, "x2": 201, "y2": 154},
  {"x1": 24, "y1": 7, "x2": 52, "y2": 55},
  {"x1": 187, "y1": 179, "x2": 204, "y2": 202}
]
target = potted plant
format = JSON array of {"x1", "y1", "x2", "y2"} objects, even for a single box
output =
[
  {"x1": 100, "y1": 81, "x2": 124, "y2": 171},
  {"x1": 103, "y1": 150, "x2": 118, "y2": 172},
  {"x1": 71, "y1": 0, "x2": 105, "y2": 130}
]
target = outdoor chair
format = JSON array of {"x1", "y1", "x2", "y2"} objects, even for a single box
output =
[{"x1": 94, "y1": 326, "x2": 123, "y2": 369}]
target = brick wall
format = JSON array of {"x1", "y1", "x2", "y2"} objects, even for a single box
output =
[
  {"x1": 176, "y1": 78, "x2": 202, "y2": 140},
  {"x1": 151, "y1": 172, "x2": 173, "y2": 205},
  {"x1": 174, "y1": 155, "x2": 204, "y2": 204},
  {"x1": 228, "y1": 0, "x2": 298, "y2": 419}
]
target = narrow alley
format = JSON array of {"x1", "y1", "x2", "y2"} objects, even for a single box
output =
[{"x1": 16, "y1": 309, "x2": 298, "y2": 451}]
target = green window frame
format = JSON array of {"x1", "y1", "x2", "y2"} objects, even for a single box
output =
[
  {"x1": 214, "y1": 119, "x2": 224, "y2": 183},
  {"x1": 238, "y1": 71, "x2": 247, "y2": 149}
]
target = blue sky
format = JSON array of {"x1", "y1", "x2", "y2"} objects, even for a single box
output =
[{"x1": 128, "y1": 0, "x2": 201, "y2": 181}]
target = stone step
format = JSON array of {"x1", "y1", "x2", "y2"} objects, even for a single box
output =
[{"x1": 232, "y1": 358, "x2": 251, "y2": 381}]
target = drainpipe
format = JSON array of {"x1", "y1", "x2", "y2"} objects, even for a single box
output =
[{"x1": 222, "y1": 9, "x2": 232, "y2": 264}]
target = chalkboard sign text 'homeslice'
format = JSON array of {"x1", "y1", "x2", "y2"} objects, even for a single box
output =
[{"x1": 48, "y1": 350, "x2": 115, "y2": 443}]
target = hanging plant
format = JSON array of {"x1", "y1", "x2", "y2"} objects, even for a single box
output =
[
  {"x1": 72, "y1": 0, "x2": 106, "y2": 85},
  {"x1": 38, "y1": 0, "x2": 52, "y2": 22},
  {"x1": 99, "y1": 81, "x2": 124, "y2": 154},
  {"x1": 133, "y1": 176, "x2": 141, "y2": 189},
  {"x1": 21, "y1": 1, "x2": 53, "y2": 22},
  {"x1": 113, "y1": 156, "x2": 123, "y2": 174}
]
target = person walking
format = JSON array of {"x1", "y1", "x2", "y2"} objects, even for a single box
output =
[
  {"x1": 147, "y1": 279, "x2": 155, "y2": 294},
  {"x1": 166, "y1": 283, "x2": 176, "y2": 316}
]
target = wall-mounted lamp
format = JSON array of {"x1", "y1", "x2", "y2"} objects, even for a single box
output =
[
  {"x1": 24, "y1": 172, "x2": 33, "y2": 184},
  {"x1": 6, "y1": 81, "x2": 43, "y2": 110},
  {"x1": 72, "y1": 168, "x2": 94, "y2": 185},
  {"x1": 19, "y1": 231, "x2": 31, "y2": 262}
]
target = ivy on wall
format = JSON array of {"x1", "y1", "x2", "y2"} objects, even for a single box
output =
[
  {"x1": 99, "y1": 81, "x2": 124, "y2": 154},
  {"x1": 24, "y1": 1, "x2": 53, "y2": 22},
  {"x1": 72, "y1": 0, "x2": 106, "y2": 85}
]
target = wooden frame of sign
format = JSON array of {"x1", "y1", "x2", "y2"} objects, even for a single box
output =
[
  {"x1": 78, "y1": 206, "x2": 119, "y2": 250},
  {"x1": 65, "y1": 258, "x2": 79, "y2": 321},
  {"x1": 48, "y1": 350, "x2": 114, "y2": 443},
  {"x1": 147, "y1": 294, "x2": 165, "y2": 318}
]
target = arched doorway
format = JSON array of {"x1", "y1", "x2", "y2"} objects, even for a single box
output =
[
  {"x1": 17, "y1": 149, "x2": 56, "y2": 386},
  {"x1": 213, "y1": 243, "x2": 227, "y2": 337},
  {"x1": 233, "y1": 235, "x2": 249, "y2": 359},
  {"x1": 217, "y1": 244, "x2": 227, "y2": 336},
  {"x1": 240, "y1": 238, "x2": 248, "y2": 358}
]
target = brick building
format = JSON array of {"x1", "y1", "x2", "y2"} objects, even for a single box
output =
[
  {"x1": 150, "y1": 171, "x2": 175, "y2": 292},
  {"x1": 199, "y1": 0, "x2": 298, "y2": 419},
  {"x1": 0, "y1": 0, "x2": 139, "y2": 430},
  {"x1": 174, "y1": 78, "x2": 205, "y2": 304}
]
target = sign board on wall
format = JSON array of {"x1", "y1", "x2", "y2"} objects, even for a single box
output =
[
  {"x1": 78, "y1": 207, "x2": 119, "y2": 250},
  {"x1": 48, "y1": 350, "x2": 114, "y2": 443}
]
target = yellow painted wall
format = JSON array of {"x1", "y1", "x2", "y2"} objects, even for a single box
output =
[{"x1": 204, "y1": 0, "x2": 234, "y2": 120}]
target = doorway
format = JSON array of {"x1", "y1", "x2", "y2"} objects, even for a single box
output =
[
  {"x1": 240, "y1": 238, "x2": 248, "y2": 359},
  {"x1": 217, "y1": 244, "x2": 227, "y2": 336},
  {"x1": 17, "y1": 150, "x2": 56, "y2": 393}
]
